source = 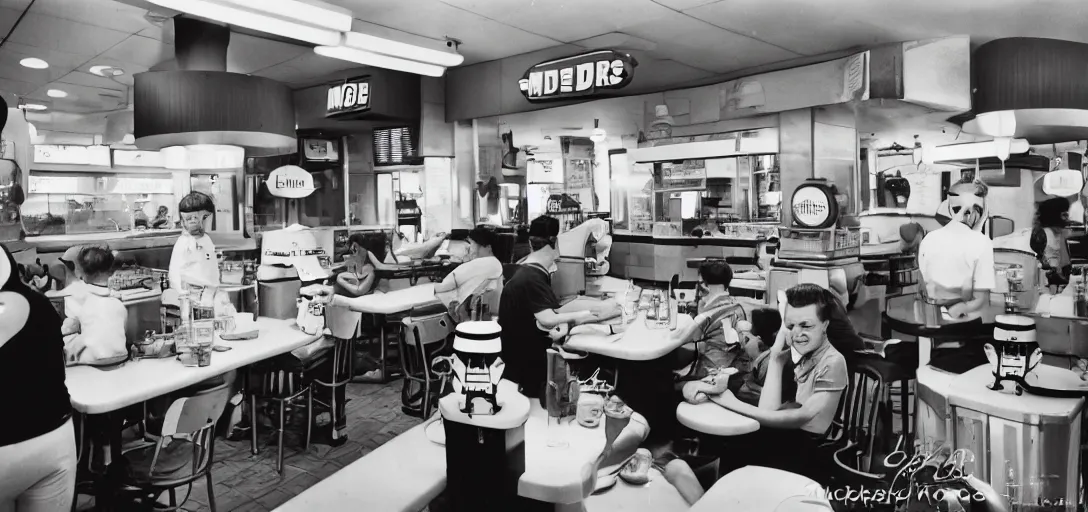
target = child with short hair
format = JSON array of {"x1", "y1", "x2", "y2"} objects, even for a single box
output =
[
  {"x1": 168, "y1": 192, "x2": 235, "y2": 315},
  {"x1": 63, "y1": 246, "x2": 128, "y2": 366}
]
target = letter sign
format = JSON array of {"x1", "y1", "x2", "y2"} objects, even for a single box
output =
[
  {"x1": 268, "y1": 165, "x2": 316, "y2": 199},
  {"x1": 519, "y1": 50, "x2": 637, "y2": 102},
  {"x1": 326, "y1": 77, "x2": 372, "y2": 117}
]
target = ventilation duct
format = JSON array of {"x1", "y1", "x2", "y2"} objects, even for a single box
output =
[{"x1": 134, "y1": 16, "x2": 295, "y2": 156}]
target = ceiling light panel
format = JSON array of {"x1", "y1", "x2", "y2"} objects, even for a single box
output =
[
  {"x1": 216, "y1": 0, "x2": 353, "y2": 32},
  {"x1": 342, "y1": 31, "x2": 464, "y2": 67},
  {"x1": 314, "y1": 46, "x2": 446, "y2": 77},
  {"x1": 148, "y1": 0, "x2": 340, "y2": 47},
  {"x1": 47, "y1": 89, "x2": 69, "y2": 98},
  {"x1": 20, "y1": 58, "x2": 49, "y2": 69}
]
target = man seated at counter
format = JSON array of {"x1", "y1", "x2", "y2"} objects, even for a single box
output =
[
  {"x1": 434, "y1": 226, "x2": 503, "y2": 320},
  {"x1": 499, "y1": 215, "x2": 617, "y2": 399},
  {"x1": 672, "y1": 260, "x2": 752, "y2": 399},
  {"x1": 695, "y1": 284, "x2": 848, "y2": 485},
  {"x1": 917, "y1": 177, "x2": 995, "y2": 373}
]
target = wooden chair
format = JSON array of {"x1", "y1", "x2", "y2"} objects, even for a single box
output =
[{"x1": 119, "y1": 384, "x2": 231, "y2": 511}]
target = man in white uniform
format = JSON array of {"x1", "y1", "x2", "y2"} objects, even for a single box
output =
[{"x1": 917, "y1": 177, "x2": 995, "y2": 373}]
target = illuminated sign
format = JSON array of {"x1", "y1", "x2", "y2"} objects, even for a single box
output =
[
  {"x1": 518, "y1": 50, "x2": 637, "y2": 102},
  {"x1": 326, "y1": 77, "x2": 371, "y2": 117},
  {"x1": 268, "y1": 165, "x2": 316, "y2": 199}
]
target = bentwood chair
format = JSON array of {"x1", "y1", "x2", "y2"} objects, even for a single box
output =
[
  {"x1": 399, "y1": 304, "x2": 454, "y2": 418},
  {"x1": 119, "y1": 383, "x2": 231, "y2": 511}
]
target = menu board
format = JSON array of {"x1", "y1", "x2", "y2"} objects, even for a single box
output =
[
  {"x1": 657, "y1": 160, "x2": 707, "y2": 191},
  {"x1": 565, "y1": 159, "x2": 593, "y2": 190}
]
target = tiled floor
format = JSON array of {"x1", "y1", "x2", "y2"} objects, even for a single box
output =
[{"x1": 78, "y1": 379, "x2": 422, "y2": 512}]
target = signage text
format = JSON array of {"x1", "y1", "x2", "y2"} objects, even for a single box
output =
[
  {"x1": 518, "y1": 50, "x2": 637, "y2": 102},
  {"x1": 326, "y1": 77, "x2": 372, "y2": 117}
]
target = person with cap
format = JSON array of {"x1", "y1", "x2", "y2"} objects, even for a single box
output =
[
  {"x1": 434, "y1": 225, "x2": 503, "y2": 321},
  {"x1": 498, "y1": 215, "x2": 608, "y2": 399},
  {"x1": 917, "y1": 177, "x2": 995, "y2": 373}
]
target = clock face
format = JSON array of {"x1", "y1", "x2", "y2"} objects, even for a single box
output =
[{"x1": 792, "y1": 186, "x2": 832, "y2": 227}]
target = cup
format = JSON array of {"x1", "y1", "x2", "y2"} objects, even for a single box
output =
[{"x1": 604, "y1": 398, "x2": 632, "y2": 445}]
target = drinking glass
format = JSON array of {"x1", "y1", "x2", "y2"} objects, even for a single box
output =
[{"x1": 545, "y1": 383, "x2": 569, "y2": 448}]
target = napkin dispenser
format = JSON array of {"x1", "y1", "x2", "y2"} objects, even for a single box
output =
[{"x1": 448, "y1": 321, "x2": 505, "y2": 416}]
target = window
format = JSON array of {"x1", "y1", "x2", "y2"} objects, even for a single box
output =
[
  {"x1": 373, "y1": 127, "x2": 421, "y2": 166},
  {"x1": 23, "y1": 172, "x2": 176, "y2": 236}
]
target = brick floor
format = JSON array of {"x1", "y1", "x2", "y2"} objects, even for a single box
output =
[{"x1": 77, "y1": 379, "x2": 422, "y2": 512}]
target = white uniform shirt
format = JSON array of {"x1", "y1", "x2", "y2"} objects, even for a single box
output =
[
  {"x1": 169, "y1": 232, "x2": 219, "y2": 292},
  {"x1": 918, "y1": 221, "x2": 996, "y2": 318}
]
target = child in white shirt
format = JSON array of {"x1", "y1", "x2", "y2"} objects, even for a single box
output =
[
  {"x1": 168, "y1": 192, "x2": 234, "y2": 315},
  {"x1": 64, "y1": 247, "x2": 128, "y2": 365}
]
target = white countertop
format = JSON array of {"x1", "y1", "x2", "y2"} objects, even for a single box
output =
[
  {"x1": 688, "y1": 466, "x2": 825, "y2": 512},
  {"x1": 565, "y1": 313, "x2": 695, "y2": 361},
  {"x1": 66, "y1": 317, "x2": 321, "y2": 414},
  {"x1": 278, "y1": 380, "x2": 688, "y2": 511},
  {"x1": 338, "y1": 283, "x2": 439, "y2": 315},
  {"x1": 677, "y1": 401, "x2": 760, "y2": 437},
  {"x1": 945, "y1": 364, "x2": 1087, "y2": 424}
]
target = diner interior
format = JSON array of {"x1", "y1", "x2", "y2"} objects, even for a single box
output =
[{"x1": 3, "y1": 0, "x2": 1088, "y2": 511}]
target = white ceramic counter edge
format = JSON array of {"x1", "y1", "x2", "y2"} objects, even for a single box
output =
[
  {"x1": 564, "y1": 314, "x2": 695, "y2": 361},
  {"x1": 66, "y1": 317, "x2": 321, "y2": 414}
]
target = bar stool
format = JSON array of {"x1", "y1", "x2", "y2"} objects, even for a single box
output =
[
  {"x1": 309, "y1": 336, "x2": 355, "y2": 445},
  {"x1": 249, "y1": 358, "x2": 313, "y2": 473}
]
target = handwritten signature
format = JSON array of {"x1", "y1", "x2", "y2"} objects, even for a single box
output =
[{"x1": 883, "y1": 435, "x2": 987, "y2": 504}]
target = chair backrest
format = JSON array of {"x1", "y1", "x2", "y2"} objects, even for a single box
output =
[
  {"x1": 402, "y1": 305, "x2": 453, "y2": 348},
  {"x1": 835, "y1": 362, "x2": 886, "y2": 473},
  {"x1": 160, "y1": 383, "x2": 232, "y2": 437},
  {"x1": 460, "y1": 277, "x2": 501, "y2": 322}
]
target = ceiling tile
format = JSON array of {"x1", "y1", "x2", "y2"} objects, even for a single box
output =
[
  {"x1": 99, "y1": 35, "x2": 171, "y2": 68},
  {"x1": 439, "y1": 0, "x2": 672, "y2": 43},
  {"x1": 228, "y1": 33, "x2": 309, "y2": 75},
  {"x1": 0, "y1": 77, "x2": 39, "y2": 96},
  {"x1": 0, "y1": 6, "x2": 20, "y2": 36},
  {"x1": 0, "y1": 42, "x2": 86, "y2": 84},
  {"x1": 26, "y1": 82, "x2": 127, "y2": 111},
  {"x1": 252, "y1": 53, "x2": 360, "y2": 87},
  {"x1": 622, "y1": 11, "x2": 799, "y2": 73},
  {"x1": 327, "y1": 0, "x2": 559, "y2": 63},
  {"x1": 653, "y1": 0, "x2": 725, "y2": 10},
  {"x1": 29, "y1": 0, "x2": 158, "y2": 34},
  {"x1": 9, "y1": 13, "x2": 131, "y2": 56},
  {"x1": 56, "y1": 71, "x2": 129, "y2": 92},
  {"x1": 0, "y1": 0, "x2": 32, "y2": 8}
]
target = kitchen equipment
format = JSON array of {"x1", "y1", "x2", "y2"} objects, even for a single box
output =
[
  {"x1": 984, "y1": 315, "x2": 1042, "y2": 395},
  {"x1": 947, "y1": 366, "x2": 1083, "y2": 511}
]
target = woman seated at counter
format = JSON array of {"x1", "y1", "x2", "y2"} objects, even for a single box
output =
[
  {"x1": 336, "y1": 233, "x2": 377, "y2": 297},
  {"x1": 1036, "y1": 196, "x2": 1074, "y2": 287},
  {"x1": 691, "y1": 284, "x2": 848, "y2": 485}
]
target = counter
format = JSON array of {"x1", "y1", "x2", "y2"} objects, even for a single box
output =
[{"x1": 610, "y1": 233, "x2": 769, "y2": 283}]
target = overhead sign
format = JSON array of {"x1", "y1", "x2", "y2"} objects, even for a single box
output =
[
  {"x1": 267, "y1": 165, "x2": 316, "y2": 199},
  {"x1": 518, "y1": 50, "x2": 637, "y2": 102},
  {"x1": 326, "y1": 77, "x2": 371, "y2": 117}
]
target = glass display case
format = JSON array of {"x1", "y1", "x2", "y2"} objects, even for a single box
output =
[{"x1": 22, "y1": 172, "x2": 176, "y2": 236}]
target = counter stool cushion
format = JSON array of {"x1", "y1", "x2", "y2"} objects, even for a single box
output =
[{"x1": 677, "y1": 402, "x2": 759, "y2": 436}]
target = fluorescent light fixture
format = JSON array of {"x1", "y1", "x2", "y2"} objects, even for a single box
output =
[
  {"x1": 342, "y1": 31, "x2": 464, "y2": 67},
  {"x1": 20, "y1": 103, "x2": 47, "y2": 111},
  {"x1": 47, "y1": 89, "x2": 68, "y2": 98},
  {"x1": 20, "y1": 58, "x2": 48, "y2": 69},
  {"x1": 216, "y1": 0, "x2": 353, "y2": 32},
  {"x1": 89, "y1": 65, "x2": 125, "y2": 77},
  {"x1": 148, "y1": 0, "x2": 340, "y2": 47},
  {"x1": 315, "y1": 45, "x2": 446, "y2": 77}
]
